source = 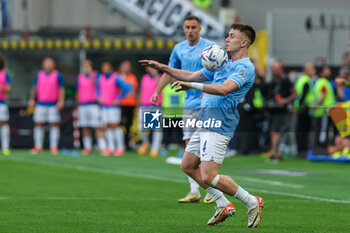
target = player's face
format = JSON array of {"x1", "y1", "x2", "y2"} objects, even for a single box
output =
[
  {"x1": 304, "y1": 64, "x2": 316, "y2": 77},
  {"x1": 120, "y1": 61, "x2": 131, "y2": 74},
  {"x1": 272, "y1": 62, "x2": 284, "y2": 78},
  {"x1": 225, "y1": 29, "x2": 248, "y2": 53},
  {"x1": 43, "y1": 58, "x2": 55, "y2": 71},
  {"x1": 83, "y1": 61, "x2": 92, "y2": 74},
  {"x1": 101, "y1": 63, "x2": 112, "y2": 74},
  {"x1": 183, "y1": 20, "x2": 201, "y2": 44},
  {"x1": 321, "y1": 67, "x2": 331, "y2": 78}
]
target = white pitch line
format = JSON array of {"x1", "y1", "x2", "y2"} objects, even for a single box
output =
[
  {"x1": 234, "y1": 176, "x2": 304, "y2": 189},
  {"x1": 1, "y1": 156, "x2": 350, "y2": 204},
  {"x1": 247, "y1": 188, "x2": 350, "y2": 204},
  {"x1": 0, "y1": 196, "x2": 162, "y2": 201},
  {"x1": 0, "y1": 197, "x2": 122, "y2": 200}
]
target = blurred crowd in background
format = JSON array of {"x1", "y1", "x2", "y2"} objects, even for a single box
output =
[{"x1": 234, "y1": 48, "x2": 350, "y2": 160}]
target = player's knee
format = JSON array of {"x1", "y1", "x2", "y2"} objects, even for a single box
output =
[
  {"x1": 181, "y1": 162, "x2": 193, "y2": 175},
  {"x1": 202, "y1": 174, "x2": 220, "y2": 187}
]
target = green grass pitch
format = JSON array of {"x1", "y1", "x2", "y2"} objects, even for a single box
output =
[{"x1": 0, "y1": 150, "x2": 350, "y2": 233}]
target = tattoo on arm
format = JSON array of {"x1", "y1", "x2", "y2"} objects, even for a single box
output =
[{"x1": 197, "y1": 74, "x2": 208, "y2": 82}]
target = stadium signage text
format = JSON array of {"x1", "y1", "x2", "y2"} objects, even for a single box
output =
[{"x1": 104, "y1": 0, "x2": 224, "y2": 37}]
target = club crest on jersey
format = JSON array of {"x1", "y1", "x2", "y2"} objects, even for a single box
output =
[{"x1": 238, "y1": 70, "x2": 244, "y2": 76}]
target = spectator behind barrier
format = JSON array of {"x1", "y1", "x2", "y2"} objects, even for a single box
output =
[
  {"x1": 264, "y1": 60, "x2": 297, "y2": 162},
  {"x1": 119, "y1": 60, "x2": 139, "y2": 151},
  {"x1": 311, "y1": 66, "x2": 336, "y2": 149},
  {"x1": 294, "y1": 63, "x2": 316, "y2": 156},
  {"x1": 218, "y1": 0, "x2": 240, "y2": 33}
]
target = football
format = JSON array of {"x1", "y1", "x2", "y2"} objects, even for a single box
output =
[{"x1": 201, "y1": 45, "x2": 228, "y2": 71}]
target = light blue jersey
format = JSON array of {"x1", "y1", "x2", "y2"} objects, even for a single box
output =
[
  {"x1": 168, "y1": 37, "x2": 215, "y2": 109},
  {"x1": 200, "y1": 57, "x2": 255, "y2": 137}
]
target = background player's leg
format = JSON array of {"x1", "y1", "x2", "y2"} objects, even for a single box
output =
[
  {"x1": 106, "y1": 124, "x2": 115, "y2": 152},
  {"x1": 113, "y1": 123, "x2": 125, "y2": 154},
  {"x1": 187, "y1": 176, "x2": 200, "y2": 195},
  {"x1": 82, "y1": 127, "x2": 92, "y2": 153},
  {"x1": 112, "y1": 108, "x2": 124, "y2": 155},
  {"x1": 49, "y1": 122, "x2": 60, "y2": 154},
  {"x1": 78, "y1": 106, "x2": 90, "y2": 153},
  {"x1": 150, "y1": 130, "x2": 162, "y2": 157},
  {"x1": 31, "y1": 105, "x2": 46, "y2": 153},
  {"x1": 0, "y1": 104, "x2": 10, "y2": 155},
  {"x1": 95, "y1": 127, "x2": 107, "y2": 152},
  {"x1": 33, "y1": 122, "x2": 44, "y2": 150},
  {"x1": 48, "y1": 106, "x2": 60, "y2": 154},
  {"x1": 137, "y1": 108, "x2": 150, "y2": 155},
  {"x1": 0, "y1": 122, "x2": 10, "y2": 155}
]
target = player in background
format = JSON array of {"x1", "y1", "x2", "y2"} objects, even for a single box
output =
[
  {"x1": 140, "y1": 23, "x2": 264, "y2": 228},
  {"x1": 29, "y1": 57, "x2": 65, "y2": 155},
  {"x1": 138, "y1": 66, "x2": 163, "y2": 157},
  {"x1": 76, "y1": 60, "x2": 107, "y2": 155},
  {"x1": 119, "y1": 60, "x2": 139, "y2": 151},
  {"x1": 97, "y1": 62, "x2": 131, "y2": 156},
  {"x1": 0, "y1": 56, "x2": 12, "y2": 156},
  {"x1": 151, "y1": 15, "x2": 215, "y2": 204}
]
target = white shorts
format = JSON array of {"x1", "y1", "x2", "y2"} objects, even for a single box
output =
[
  {"x1": 0, "y1": 104, "x2": 9, "y2": 122},
  {"x1": 138, "y1": 106, "x2": 161, "y2": 131},
  {"x1": 185, "y1": 128, "x2": 231, "y2": 165},
  {"x1": 101, "y1": 107, "x2": 121, "y2": 124},
  {"x1": 33, "y1": 105, "x2": 60, "y2": 123},
  {"x1": 78, "y1": 104, "x2": 101, "y2": 127},
  {"x1": 182, "y1": 108, "x2": 200, "y2": 140}
]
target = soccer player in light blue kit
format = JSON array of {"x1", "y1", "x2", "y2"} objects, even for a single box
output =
[
  {"x1": 151, "y1": 15, "x2": 215, "y2": 204},
  {"x1": 141, "y1": 23, "x2": 264, "y2": 228}
]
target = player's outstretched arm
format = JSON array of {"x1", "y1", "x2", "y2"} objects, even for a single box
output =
[
  {"x1": 172, "y1": 79, "x2": 239, "y2": 96},
  {"x1": 139, "y1": 60, "x2": 203, "y2": 82}
]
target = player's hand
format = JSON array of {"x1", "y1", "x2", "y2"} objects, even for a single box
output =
[
  {"x1": 28, "y1": 99, "x2": 35, "y2": 108},
  {"x1": 276, "y1": 98, "x2": 288, "y2": 105},
  {"x1": 171, "y1": 81, "x2": 191, "y2": 92},
  {"x1": 56, "y1": 101, "x2": 64, "y2": 110},
  {"x1": 151, "y1": 92, "x2": 159, "y2": 105},
  {"x1": 335, "y1": 77, "x2": 346, "y2": 87},
  {"x1": 138, "y1": 60, "x2": 163, "y2": 70}
]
